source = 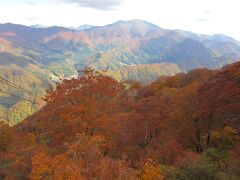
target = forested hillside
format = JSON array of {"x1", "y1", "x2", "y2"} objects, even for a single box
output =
[
  {"x1": 0, "y1": 65, "x2": 47, "y2": 125},
  {"x1": 0, "y1": 62, "x2": 239, "y2": 179}
]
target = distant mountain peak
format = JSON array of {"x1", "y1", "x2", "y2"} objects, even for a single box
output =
[
  {"x1": 30, "y1": 24, "x2": 48, "y2": 28},
  {"x1": 95, "y1": 19, "x2": 161, "y2": 37},
  {"x1": 77, "y1": 24, "x2": 95, "y2": 31},
  {"x1": 113, "y1": 19, "x2": 160, "y2": 28}
]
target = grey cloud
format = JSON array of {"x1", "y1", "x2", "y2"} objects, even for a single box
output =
[{"x1": 60, "y1": 0, "x2": 124, "y2": 10}]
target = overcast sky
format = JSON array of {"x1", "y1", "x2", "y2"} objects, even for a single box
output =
[{"x1": 0, "y1": 0, "x2": 239, "y2": 40}]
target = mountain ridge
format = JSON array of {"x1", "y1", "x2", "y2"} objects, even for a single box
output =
[{"x1": 0, "y1": 19, "x2": 240, "y2": 124}]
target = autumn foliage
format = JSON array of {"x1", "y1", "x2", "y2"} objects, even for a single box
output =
[{"x1": 1, "y1": 62, "x2": 240, "y2": 179}]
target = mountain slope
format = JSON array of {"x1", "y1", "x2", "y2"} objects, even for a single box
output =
[
  {"x1": 104, "y1": 63, "x2": 180, "y2": 82},
  {"x1": 159, "y1": 39, "x2": 219, "y2": 70}
]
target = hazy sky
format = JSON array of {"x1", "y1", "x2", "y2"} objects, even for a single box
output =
[{"x1": 0, "y1": 0, "x2": 239, "y2": 40}]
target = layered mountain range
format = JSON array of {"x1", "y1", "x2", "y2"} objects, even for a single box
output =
[{"x1": 0, "y1": 19, "x2": 240, "y2": 124}]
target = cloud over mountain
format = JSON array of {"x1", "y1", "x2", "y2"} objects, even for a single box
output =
[{"x1": 60, "y1": 0, "x2": 124, "y2": 10}]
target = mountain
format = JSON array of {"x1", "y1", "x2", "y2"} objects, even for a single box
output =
[
  {"x1": 0, "y1": 19, "x2": 240, "y2": 124},
  {"x1": 1, "y1": 20, "x2": 239, "y2": 73}
]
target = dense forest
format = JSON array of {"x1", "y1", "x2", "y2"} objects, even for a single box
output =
[{"x1": 0, "y1": 61, "x2": 240, "y2": 180}]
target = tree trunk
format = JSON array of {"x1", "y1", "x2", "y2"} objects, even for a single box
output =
[
  {"x1": 196, "y1": 127, "x2": 203, "y2": 153},
  {"x1": 194, "y1": 118, "x2": 202, "y2": 153},
  {"x1": 206, "y1": 125, "x2": 212, "y2": 148}
]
